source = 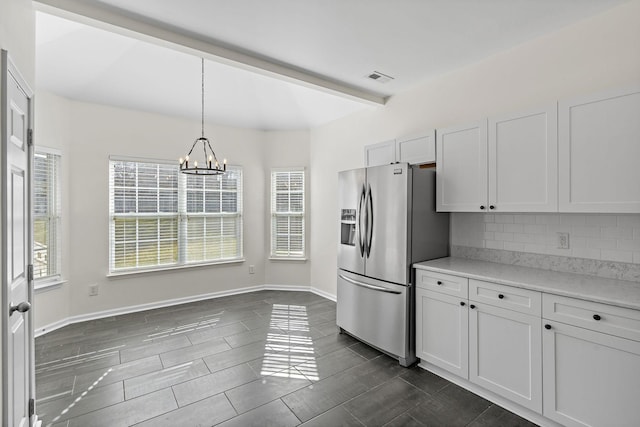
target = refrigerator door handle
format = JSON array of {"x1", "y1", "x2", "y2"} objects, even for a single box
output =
[
  {"x1": 365, "y1": 185, "x2": 373, "y2": 258},
  {"x1": 357, "y1": 186, "x2": 366, "y2": 257},
  {"x1": 338, "y1": 274, "x2": 402, "y2": 295}
]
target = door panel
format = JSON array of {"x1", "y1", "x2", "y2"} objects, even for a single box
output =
[
  {"x1": 337, "y1": 168, "x2": 366, "y2": 275},
  {"x1": 3, "y1": 50, "x2": 33, "y2": 427},
  {"x1": 365, "y1": 163, "x2": 409, "y2": 285}
]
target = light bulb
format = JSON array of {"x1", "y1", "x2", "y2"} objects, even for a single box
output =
[
  {"x1": 194, "y1": 161, "x2": 198, "y2": 168},
  {"x1": 179, "y1": 157, "x2": 184, "y2": 164}
]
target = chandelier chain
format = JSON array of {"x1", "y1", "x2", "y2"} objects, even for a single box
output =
[{"x1": 201, "y1": 57, "x2": 205, "y2": 138}]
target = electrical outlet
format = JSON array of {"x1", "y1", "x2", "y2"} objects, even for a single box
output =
[
  {"x1": 557, "y1": 232, "x2": 570, "y2": 249},
  {"x1": 89, "y1": 284, "x2": 99, "y2": 296},
  {"x1": 249, "y1": 265, "x2": 255, "y2": 274}
]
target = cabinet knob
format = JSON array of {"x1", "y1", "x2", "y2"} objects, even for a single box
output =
[
  {"x1": 480, "y1": 205, "x2": 486, "y2": 210},
  {"x1": 470, "y1": 304, "x2": 476, "y2": 309},
  {"x1": 489, "y1": 205, "x2": 495, "y2": 210},
  {"x1": 437, "y1": 281, "x2": 443, "y2": 285},
  {"x1": 498, "y1": 294, "x2": 504, "y2": 299},
  {"x1": 593, "y1": 314, "x2": 601, "y2": 321},
  {"x1": 460, "y1": 301, "x2": 466, "y2": 306},
  {"x1": 545, "y1": 324, "x2": 552, "y2": 330}
]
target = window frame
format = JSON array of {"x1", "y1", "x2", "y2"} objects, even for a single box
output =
[
  {"x1": 270, "y1": 167, "x2": 306, "y2": 260},
  {"x1": 33, "y1": 146, "x2": 63, "y2": 288},
  {"x1": 108, "y1": 156, "x2": 244, "y2": 275}
]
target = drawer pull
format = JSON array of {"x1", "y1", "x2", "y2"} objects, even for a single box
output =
[
  {"x1": 545, "y1": 324, "x2": 552, "y2": 330},
  {"x1": 480, "y1": 205, "x2": 486, "y2": 210},
  {"x1": 437, "y1": 281, "x2": 443, "y2": 285},
  {"x1": 489, "y1": 205, "x2": 495, "y2": 210},
  {"x1": 498, "y1": 294, "x2": 504, "y2": 299},
  {"x1": 460, "y1": 301, "x2": 466, "y2": 307},
  {"x1": 470, "y1": 304, "x2": 476, "y2": 309},
  {"x1": 593, "y1": 314, "x2": 601, "y2": 321}
]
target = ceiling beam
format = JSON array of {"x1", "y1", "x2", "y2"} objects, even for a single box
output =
[{"x1": 34, "y1": 0, "x2": 386, "y2": 106}]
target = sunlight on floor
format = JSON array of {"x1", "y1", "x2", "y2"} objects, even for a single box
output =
[{"x1": 260, "y1": 304, "x2": 319, "y2": 381}]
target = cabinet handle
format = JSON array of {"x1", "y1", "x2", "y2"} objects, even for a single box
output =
[
  {"x1": 498, "y1": 294, "x2": 504, "y2": 299},
  {"x1": 545, "y1": 324, "x2": 552, "y2": 330},
  {"x1": 489, "y1": 205, "x2": 495, "y2": 210},
  {"x1": 470, "y1": 304, "x2": 476, "y2": 309},
  {"x1": 593, "y1": 314, "x2": 601, "y2": 321},
  {"x1": 480, "y1": 205, "x2": 486, "y2": 210},
  {"x1": 460, "y1": 301, "x2": 466, "y2": 306},
  {"x1": 437, "y1": 281, "x2": 443, "y2": 285}
]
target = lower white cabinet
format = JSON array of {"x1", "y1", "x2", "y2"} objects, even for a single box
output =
[
  {"x1": 469, "y1": 302, "x2": 542, "y2": 412},
  {"x1": 416, "y1": 288, "x2": 468, "y2": 378}
]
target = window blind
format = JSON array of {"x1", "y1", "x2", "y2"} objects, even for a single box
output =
[
  {"x1": 33, "y1": 149, "x2": 62, "y2": 280},
  {"x1": 271, "y1": 168, "x2": 305, "y2": 258},
  {"x1": 109, "y1": 158, "x2": 243, "y2": 273}
]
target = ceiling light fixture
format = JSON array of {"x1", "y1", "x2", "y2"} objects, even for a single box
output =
[{"x1": 179, "y1": 58, "x2": 226, "y2": 175}]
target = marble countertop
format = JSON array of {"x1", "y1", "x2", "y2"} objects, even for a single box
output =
[{"x1": 414, "y1": 257, "x2": 640, "y2": 310}]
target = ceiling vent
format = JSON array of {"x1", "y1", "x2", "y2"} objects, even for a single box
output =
[{"x1": 366, "y1": 71, "x2": 394, "y2": 84}]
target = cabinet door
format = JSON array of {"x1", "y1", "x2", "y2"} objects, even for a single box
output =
[
  {"x1": 436, "y1": 121, "x2": 488, "y2": 212},
  {"x1": 559, "y1": 86, "x2": 640, "y2": 212},
  {"x1": 543, "y1": 321, "x2": 640, "y2": 427},
  {"x1": 416, "y1": 288, "x2": 468, "y2": 378},
  {"x1": 469, "y1": 303, "x2": 542, "y2": 412},
  {"x1": 364, "y1": 139, "x2": 396, "y2": 167},
  {"x1": 488, "y1": 105, "x2": 557, "y2": 212},
  {"x1": 396, "y1": 131, "x2": 435, "y2": 165}
]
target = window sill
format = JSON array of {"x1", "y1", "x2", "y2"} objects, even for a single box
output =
[
  {"x1": 268, "y1": 257, "x2": 308, "y2": 262},
  {"x1": 107, "y1": 258, "x2": 245, "y2": 278},
  {"x1": 34, "y1": 279, "x2": 67, "y2": 293}
]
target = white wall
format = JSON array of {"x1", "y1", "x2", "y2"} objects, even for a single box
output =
[
  {"x1": 0, "y1": 0, "x2": 35, "y2": 418},
  {"x1": 33, "y1": 93, "x2": 312, "y2": 329},
  {"x1": 33, "y1": 92, "x2": 72, "y2": 329},
  {"x1": 263, "y1": 130, "x2": 311, "y2": 286},
  {"x1": 309, "y1": 0, "x2": 640, "y2": 296}
]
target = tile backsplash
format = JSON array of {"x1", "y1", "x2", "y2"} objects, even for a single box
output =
[{"x1": 451, "y1": 213, "x2": 640, "y2": 264}]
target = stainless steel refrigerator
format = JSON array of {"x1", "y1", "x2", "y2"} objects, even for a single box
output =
[{"x1": 337, "y1": 163, "x2": 449, "y2": 366}]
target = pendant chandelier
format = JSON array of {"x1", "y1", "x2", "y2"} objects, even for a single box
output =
[{"x1": 179, "y1": 58, "x2": 226, "y2": 175}]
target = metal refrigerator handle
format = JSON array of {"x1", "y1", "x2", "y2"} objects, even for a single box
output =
[
  {"x1": 358, "y1": 186, "x2": 366, "y2": 257},
  {"x1": 365, "y1": 184, "x2": 373, "y2": 258},
  {"x1": 338, "y1": 274, "x2": 402, "y2": 295}
]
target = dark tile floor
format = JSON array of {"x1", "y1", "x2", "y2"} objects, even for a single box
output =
[{"x1": 35, "y1": 290, "x2": 538, "y2": 427}]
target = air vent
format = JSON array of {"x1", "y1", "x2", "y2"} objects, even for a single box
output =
[{"x1": 366, "y1": 71, "x2": 394, "y2": 83}]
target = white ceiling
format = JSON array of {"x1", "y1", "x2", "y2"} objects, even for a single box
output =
[{"x1": 35, "y1": 0, "x2": 630, "y2": 130}]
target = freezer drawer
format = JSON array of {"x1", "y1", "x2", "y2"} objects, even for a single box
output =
[{"x1": 336, "y1": 269, "x2": 415, "y2": 366}]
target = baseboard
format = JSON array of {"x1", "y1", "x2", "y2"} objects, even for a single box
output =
[
  {"x1": 310, "y1": 286, "x2": 336, "y2": 302},
  {"x1": 35, "y1": 284, "x2": 336, "y2": 337}
]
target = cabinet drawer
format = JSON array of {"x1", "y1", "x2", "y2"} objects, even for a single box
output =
[
  {"x1": 543, "y1": 294, "x2": 640, "y2": 342},
  {"x1": 416, "y1": 270, "x2": 468, "y2": 298},
  {"x1": 469, "y1": 279, "x2": 541, "y2": 316}
]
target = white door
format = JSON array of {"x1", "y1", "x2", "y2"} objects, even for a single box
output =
[
  {"x1": 396, "y1": 131, "x2": 435, "y2": 165},
  {"x1": 559, "y1": 86, "x2": 640, "y2": 213},
  {"x1": 364, "y1": 139, "x2": 396, "y2": 167},
  {"x1": 416, "y1": 288, "x2": 469, "y2": 378},
  {"x1": 469, "y1": 302, "x2": 542, "y2": 412},
  {"x1": 543, "y1": 321, "x2": 640, "y2": 427},
  {"x1": 436, "y1": 121, "x2": 488, "y2": 212},
  {"x1": 2, "y1": 50, "x2": 34, "y2": 427},
  {"x1": 488, "y1": 105, "x2": 558, "y2": 212}
]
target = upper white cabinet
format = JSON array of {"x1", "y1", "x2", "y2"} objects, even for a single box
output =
[
  {"x1": 436, "y1": 121, "x2": 488, "y2": 212},
  {"x1": 437, "y1": 106, "x2": 557, "y2": 212},
  {"x1": 364, "y1": 139, "x2": 396, "y2": 167},
  {"x1": 488, "y1": 106, "x2": 558, "y2": 212},
  {"x1": 559, "y1": 86, "x2": 640, "y2": 212},
  {"x1": 364, "y1": 131, "x2": 436, "y2": 167}
]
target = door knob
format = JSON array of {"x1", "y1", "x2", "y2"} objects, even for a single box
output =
[{"x1": 9, "y1": 301, "x2": 31, "y2": 316}]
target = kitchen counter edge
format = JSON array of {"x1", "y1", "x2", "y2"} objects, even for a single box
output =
[{"x1": 414, "y1": 257, "x2": 640, "y2": 311}]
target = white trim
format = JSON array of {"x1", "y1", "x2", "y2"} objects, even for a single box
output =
[
  {"x1": 310, "y1": 286, "x2": 336, "y2": 302},
  {"x1": 33, "y1": 145, "x2": 62, "y2": 156},
  {"x1": 268, "y1": 257, "x2": 308, "y2": 262},
  {"x1": 108, "y1": 154, "x2": 177, "y2": 165},
  {"x1": 34, "y1": 279, "x2": 66, "y2": 293},
  {"x1": 35, "y1": 284, "x2": 337, "y2": 337}
]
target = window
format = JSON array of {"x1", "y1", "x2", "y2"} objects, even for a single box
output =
[
  {"x1": 271, "y1": 168, "x2": 305, "y2": 258},
  {"x1": 109, "y1": 157, "x2": 242, "y2": 273},
  {"x1": 33, "y1": 148, "x2": 62, "y2": 281}
]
